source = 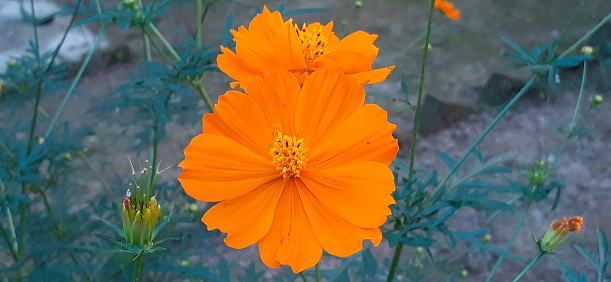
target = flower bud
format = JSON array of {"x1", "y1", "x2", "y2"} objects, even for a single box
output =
[
  {"x1": 121, "y1": 0, "x2": 137, "y2": 9},
  {"x1": 354, "y1": 1, "x2": 363, "y2": 9},
  {"x1": 580, "y1": 45, "x2": 595, "y2": 56},
  {"x1": 539, "y1": 216, "x2": 583, "y2": 253},
  {"x1": 591, "y1": 94, "x2": 603, "y2": 108}
]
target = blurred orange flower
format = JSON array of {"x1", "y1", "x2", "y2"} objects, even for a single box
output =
[
  {"x1": 217, "y1": 6, "x2": 395, "y2": 90},
  {"x1": 178, "y1": 70, "x2": 398, "y2": 272},
  {"x1": 435, "y1": 0, "x2": 461, "y2": 20}
]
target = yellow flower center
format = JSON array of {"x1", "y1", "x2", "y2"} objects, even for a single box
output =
[
  {"x1": 269, "y1": 130, "x2": 308, "y2": 179},
  {"x1": 296, "y1": 23, "x2": 329, "y2": 67}
]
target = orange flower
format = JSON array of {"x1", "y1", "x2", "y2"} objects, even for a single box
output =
[
  {"x1": 178, "y1": 70, "x2": 398, "y2": 272},
  {"x1": 435, "y1": 0, "x2": 461, "y2": 20},
  {"x1": 217, "y1": 6, "x2": 395, "y2": 90},
  {"x1": 539, "y1": 216, "x2": 584, "y2": 253}
]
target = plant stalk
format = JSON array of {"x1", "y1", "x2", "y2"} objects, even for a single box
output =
[
  {"x1": 387, "y1": 0, "x2": 436, "y2": 279},
  {"x1": 485, "y1": 200, "x2": 532, "y2": 281},
  {"x1": 512, "y1": 252, "x2": 544, "y2": 282}
]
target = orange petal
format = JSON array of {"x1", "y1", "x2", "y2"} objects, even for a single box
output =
[
  {"x1": 316, "y1": 50, "x2": 371, "y2": 73},
  {"x1": 244, "y1": 71, "x2": 301, "y2": 136},
  {"x1": 297, "y1": 179, "x2": 383, "y2": 257},
  {"x1": 178, "y1": 133, "x2": 277, "y2": 202},
  {"x1": 217, "y1": 46, "x2": 260, "y2": 88},
  {"x1": 435, "y1": 0, "x2": 461, "y2": 20},
  {"x1": 308, "y1": 104, "x2": 398, "y2": 166},
  {"x1": 204, "y1": 90, "x2": 274, "y2": 157},
  {"x1": 258, "y1": 180, "x2": 322, "y2": 273},
  {"x1": 202, "y1": 179, "x2": 284, "y2": 249},
  {"x1": 330, "y1": 30, "x2": 379, "y2": 64},
  {"x1": 301, "y1": 162, "x2": 395, "y2": 228},
  {"x1": 347, "y1": 65, "x2": 395, "y2": 85},
  {"x1": 295, "y1": 71, "x2": 365, "y2": 149}
]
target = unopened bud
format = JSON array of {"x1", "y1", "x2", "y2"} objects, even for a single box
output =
[
  {"x1": 8, "y1": 58, "x2": 17, "y2": 68},
  {"x1": 459, "y1": 269, "x2": 468, "y2": 277},
  {"x1": 539, "y1": 216, "x2": 583, "y2": 253},
  {"x1": 354, "y1": 1, "x2": 363, "y2": 9},
  {"x1": 591, "y1": 94, "x2": 603, "y2": 107},
  {"x1": 121, "y1": 0, "x2": 137, "y2": 9},
  {"x1": 186, "y1": 203, "x2": 198, "y2": 214},
  {"x1": 580, "y1": 45, "x2": 595, "y2": 56}
]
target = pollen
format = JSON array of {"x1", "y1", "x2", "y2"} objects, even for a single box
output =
[
  {"x1": 269, "y1": 130, "x2": 308, "y2": 179},
  {"x1": 296, "y1": 23, "x2": 329, "y2": 66}
]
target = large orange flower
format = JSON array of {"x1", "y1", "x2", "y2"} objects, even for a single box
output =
[
  {"x1": 435, "y1": 0, "x2": 461, "y2": 20},
  {"x1": 217, "y1": 6, "x2": 395, "y2": 90},
  {"x1": 178, "y1": 70, "x2": 398, "y2": 272}
]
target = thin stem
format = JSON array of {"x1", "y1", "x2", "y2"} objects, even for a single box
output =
[
  {"x1": 550, "y1": 61, "x2": 587, "y2": 172},
  {"x1": 485, "y1": 201, "x2": 532, "y2": 282},
  {"x1": 557, "y1": 12, "x2": 611, "y2": 60},
  {"x1": 43, "y1": 24, "x2": 108, "y2": 140},
  {"x1": 425, "y1": 76, "x2": 539, "y2": 206},
  {"x1": 138, "y1": 0, "x2": 152, "y2": 61},
  {"x1": 134, "y1": 254, "x2": 145, "y2": 282},
  {"x1": 512, "y1": 252, "x2": 544, "y2": 282},
  {"x1": 196, "y1": 0, "x2": 203, "y2": 50},
  {"x1": 548, "y1": 0, "x2": 590, "y2": 59},
  {"x1": 386, "y1": 243, "x2": 404, "y2": 282},
  {"x1": 77, "y1": 151, "x2": 119, "y2": 202},
  {"x1": 143, "y1": 28, "x2": 175, "y2": 68},
  {"x1": 299, "y1": 271, "x2": 308, "y2": 282},
  {"x1": 148, "y1": 23, "x2": 180, "y2": 61},
  {"x1": 315, "y1": 263, "x2": 320, "y2": 282},
  {"x1": 195, "y1": 83, "x2": 215, "y2": 113},
  {"x1": 387, "y1": 0, "x2": 436, "y2": 280},
  {"x1": 0, "y1": 180, "x2": 19, "y2": 261},
  {"x1": 27, "y1": 0, "x2": 43, "y2": 155}
]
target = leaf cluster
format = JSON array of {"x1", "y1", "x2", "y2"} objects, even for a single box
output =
[{"x1": 501, "y1": 36, "x2": 592, "y2": 90}]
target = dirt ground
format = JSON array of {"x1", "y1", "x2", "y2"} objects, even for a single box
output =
[{"x1": 11, "y1": 0, "x2": 610, "y2": 280}]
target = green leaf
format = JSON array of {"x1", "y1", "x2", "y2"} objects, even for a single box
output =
[
  {"x1": 98, "y1": 218, "x2": 125, "y2": 238},
  {"x1": 553, "y1": 256, "x2": 588, "y2": 282},
  {"x1": 436, "y1": 150, "x2": 457, "y2": 170},
  {"x1": 93, "y1": 233, "x2": 125, "y2": 248},
  {"x1": 501, "y1": 36, "x2": 531, "y2": 61},
  {"x1": 362, "y1": 248, "x2": 377, "y2": 278},
  {"x1": 574, "y1": 245, "x2": 597, "y2": 267},
  {"x1": 597, "y1": 227, "x2": 609, "y2": 269},
  {"x1": 153, "y1": 211, "x2": 172, "y2": 240}
]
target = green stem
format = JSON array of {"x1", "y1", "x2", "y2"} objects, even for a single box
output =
[
  {"x1": 557, "y1": 12, "x2": 611, "y2": 60},
  {"x1": 0, "y1": 180, "x2": 19, "y2": 261},
  {"x1": 143, "y1": 28, "x2": 175, "y2": 67},
  {"x1": 195, "y1": 83, "x2": 215, "y2": 112},
  {"x1": 425, "y1": 76, "x2": 539, "y2": 206},
  {"x1": 196, "y1": 0, "x2": 203, "y2": 50},
  {"x1": 299, "y1": 271, "x2": 308, "y2": 282},
  {"x1": 135, "y1": 0, "x2": 151, "y2": 61},
  {"x1": 27, "y1": 0, "x2": 43, "y2": 155},
  {"x1": 315, "y1": 263, "x2": 320, "y2": 282},
  {"x1": 512, "y1": 252, "x2": 544, "y2": 282},
  {"x1": 77, "y1": 151, "x2": 118, "y2": 202},
  {"x1": 43, "y1": 24, "x2": 108, "y2": 140},
  {"x1": 548, "y1": 0, "x2": 590, "y2": 60},
  {"x1": 387, "y1": 0, "x2": 436, "y2": 280},
  {"x1": 386, "y1": 243, "x2": 404, "y2": 282},
  {"x1": 134, "y1": 254, "x2": 145, "y2": 282},
  {"x1": 550, "y1": 61, "x2": 587, "y2": 172},
  {"x1": 485, "y1": 201, "x2": 532, "y2": 282},
  {"x1": 148, "y1": 23, "x2": 180, "y2": 61}
]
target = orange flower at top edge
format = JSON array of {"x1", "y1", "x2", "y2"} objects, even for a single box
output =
[
  {"x1": 217, "y1": 6, "x2": 395, "y2": 90},
  {"x1": 435, "y1": 0, "x2": 461, "y2": 20},
  {"x1": 178, "y1": 70, "x2": 398, "y2": 272}
]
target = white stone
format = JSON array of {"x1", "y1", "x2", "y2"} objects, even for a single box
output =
[{"x1": 0, "y1": 0, "x2": 108, "y2": 74}]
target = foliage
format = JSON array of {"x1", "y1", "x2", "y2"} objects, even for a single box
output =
[{"x1": 0, "y1": 0, "x2": 608, "y2": 281}]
